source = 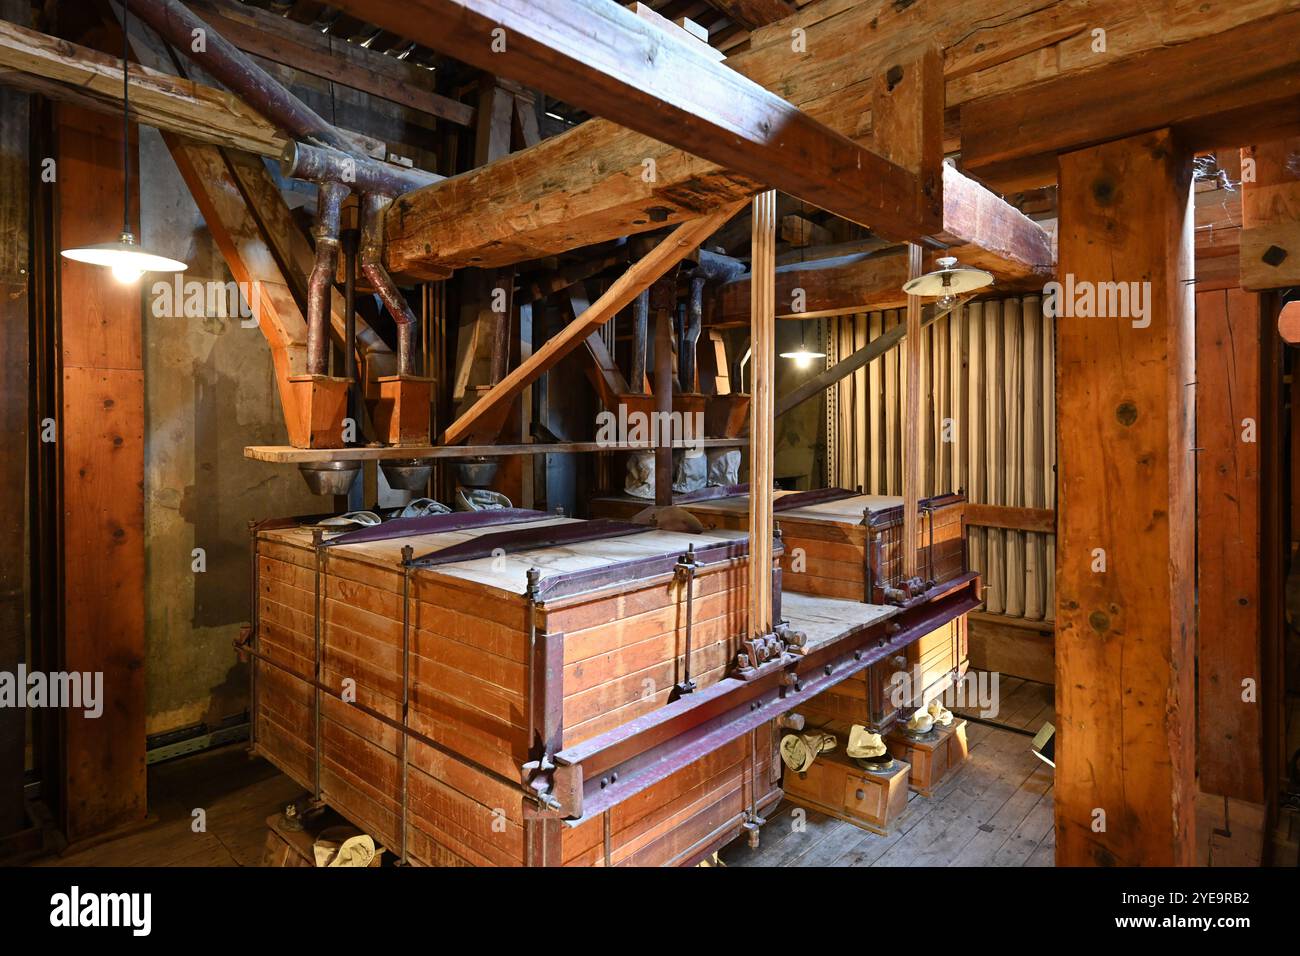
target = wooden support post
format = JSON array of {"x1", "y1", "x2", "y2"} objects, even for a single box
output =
[
  {"x1": 57, "y1": 105, "x2": 147, "y2": 842},
  {"x1": 1055, "y1": 128, "x2": 1196, "y2": 866},
  {"x1": 1195, "y1": 287, "x2": 1264, "y2": 804},
  {"x1": 902, "y1": 244, "x2": 923, "y2": 580},
  {"x1": 519, "y1": 299, "x2": 534, "y2": 509},
  {"x1": 0, "y1": 18, "x2": 28, "y2": 836},
  {"x1": 166, "y1": 144, "x2": 306, "y2": 424},
  {"x1": 630, "y1": 290, "x2": 649, "y2": 394},
  {"x1": 653, "y1": 282, "x2": 675, "y2": 508},
  {"x1": 749, "y1": 190, "x2": 776, "y2": 636}
]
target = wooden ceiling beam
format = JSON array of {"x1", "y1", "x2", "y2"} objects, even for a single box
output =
[
  {"x1": 712, "y1": 249, "x2": 910, "y2": 326},
  {"x1": 0, "y1": 17, "x2": 285, "y2": 156},
  {"x1": 961, "y1": 10, "x2": 1300, "y2": 192},
  {"x1": 938, "y1": 162, "x2": 1055, "y2": 282},
  {"x1": 712, "y1": 163, "x2": 1056, "y2": 325},
  {"x1": 329, "y1": 0, "x2": 938, "y2": 241},
  {"x1": 380, "y1": 0, "x2": 1282, "y2": 281},
  {"x1": 183, "y1": 0, "x2": 474, "y2": 126},
  {"x1": 701, "y1": 0, "x2": 794, "y2": 31}
]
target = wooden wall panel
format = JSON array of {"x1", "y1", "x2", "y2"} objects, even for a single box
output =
[
  {"x1": 56, "y1": 104, "x2": 147, "y2": 842},
  {"x1": 828, "y1": 296, "x2": 1055, "y2": 622},
  {"x1": 1054, "y1": 128, "x2": 1195, "y2": 867},
  {"x1": 1195, "y1": 287, "x2": 1264, "y2": 803}
]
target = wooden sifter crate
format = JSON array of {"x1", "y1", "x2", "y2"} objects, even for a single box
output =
[
  {"x1": 247, "y1": 511, "x2": 783, "y2": 867},
  {"x1": 592, "y1": 488, "x2": 968, "y2": 603}
]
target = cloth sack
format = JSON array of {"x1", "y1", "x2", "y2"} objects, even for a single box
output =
[
  {"x1": 779, "y1": 731, "x2": 837, "y2": 773},
  {"x1": 625, "y1": 451, "x2": 655, "y2": 499},
  {"x1": 846, "y1": 725, "x2": 887, "y2": 759},
  {"x1": 706, "y1": 449, "x2": 740, "y2": 486}
]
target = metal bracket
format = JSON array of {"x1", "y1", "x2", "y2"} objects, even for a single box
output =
[{"x1": 671, "y1": 544, "x2": 699, "y2": 699}]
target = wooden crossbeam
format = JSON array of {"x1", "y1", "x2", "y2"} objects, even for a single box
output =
[
  {"x1": 961, "y1": 10, "x2": 1300, "y2": 191},
  {"x1": 937, "y1": 162, "x2": 1054, "y2": 281},
  {"x1": 705, "y1": 0, "x2": 796, "y2": 31},
  {"x1": 331, "y1": 0, "x2": 936, "y2": 239},
  {"x1": 712, "y1": 164, "x2": 1054, "y2": 327},
  {"x1": 382, "y1": 0, "x2": 1272, "y2": 280},
  {"x1": 439, "y1": 203, "x2": 746, "y2": 445},
  {"x1": 185, "y1": 0, "x2": 474, "y2": 126},
  {"x1": 0, "y1": 17, "x2": 284, "y2": 156},
  {"x1": 713, "y1": 250, "x2": 910, "y2": 327}
]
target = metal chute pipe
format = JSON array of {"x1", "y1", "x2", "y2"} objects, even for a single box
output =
[
  {"x1": 359, "y1": 193, "x2": 417, "y2": 375},
  {"x1": 307, "y1": 181, "x2": 349, "y2": 376},
  {"x1": 282, "y1": 140, "x2": 441, "y2": 197},
  {"x1": 682, "y1": 276, "x2": 705, "y2": 392},
  {"x1": 131, "y1": 0, "x2": 357, "y2": 155}
]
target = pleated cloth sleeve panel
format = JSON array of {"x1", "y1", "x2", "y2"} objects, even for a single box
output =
[{"x1": 827, "y1": 297, "x2": 1054, "y2": 623}]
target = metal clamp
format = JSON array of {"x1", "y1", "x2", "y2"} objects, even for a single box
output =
[{"x1": 672, "y1": 544, "x2": 698, "y2": 699}]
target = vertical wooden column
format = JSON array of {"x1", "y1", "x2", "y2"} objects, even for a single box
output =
[
  {"x1": 872, "y1": 42, "x2": 941, "y2": 583},
  {"x1": 902, "y1": 243, "x2": 924, "y2": 578},
  {"x1": 0, "y1": 19, "x2": 29, "y2": 837},
  {"x1": 1195, "y1": 287, "x2": 1264, "y2": 804},
  {"x1": 56, "y1": 105, "x2": 147, "y2": 842},
  {"x1": 653, "y1": 288, "x2": 674, "y2": 508},
  {"x1": 1055, "y1": 128, "x2": 1195, "y2": 866},
  {"x1": 749, "y1": 190, "x2": 776, "y2": 636}
]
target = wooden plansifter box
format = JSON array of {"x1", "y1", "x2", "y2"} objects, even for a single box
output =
[
  {"x1": 592, "y1": 488, "x2": 968, "y2": 603},
  {"x1": 247, "y1": 510, "x2": 783, "y2": 867}
]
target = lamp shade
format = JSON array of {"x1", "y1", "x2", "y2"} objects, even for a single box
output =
[
  {"x1": 61, "y1": 232, "x2": 187, "y2": 283},
  {"x1": 902, "y1": 255, "x2": 992, "y2": 297},
  {"x1": 779, "y1": 347, "x2": 826, "y2": 369}
]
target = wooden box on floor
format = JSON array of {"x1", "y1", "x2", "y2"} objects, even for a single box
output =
[
  {"x1": 591, "y1": 488, "x2": 967, "y2": 602},
  {"x1": 886, "y1": 718, "x2": 969, "y2": 797},
  {"x1": 249, "y1": 512, "x2": 782, "y2": 867},
  {"x1": 782, "y1": 728, "x2": 910, "y2": 836}
]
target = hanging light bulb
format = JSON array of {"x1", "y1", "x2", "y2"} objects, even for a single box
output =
[
  {"x1": 111, "y1": 262, "x2": 145, "y2": 285},
  {"x1": 60, "y1": 1, "x2": 187, "y2": 281},
  {"x1": 779, "y1": 321, "x2": 826, "y2": 369}
]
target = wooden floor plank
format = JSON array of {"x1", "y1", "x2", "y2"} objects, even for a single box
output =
[
  {"x1": 726, "y1": 726, "x2": 1056, "y2": 868},
  {"x1": 988, "y1": 785, "x2": 1056, "y2": 867}
]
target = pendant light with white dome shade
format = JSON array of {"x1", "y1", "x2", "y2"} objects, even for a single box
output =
[{"x1": 59, "y1": 0, "x2": 187, "y2": 284}]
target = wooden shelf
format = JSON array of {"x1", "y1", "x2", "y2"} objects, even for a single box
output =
[{"x1": 243, "y1": 438, "x2": 748, "y2": 464}]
